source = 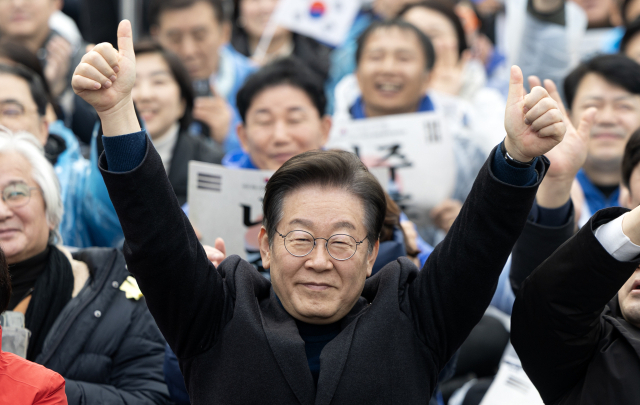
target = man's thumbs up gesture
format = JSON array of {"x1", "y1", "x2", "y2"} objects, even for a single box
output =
[
  {"x1": 72, "y1": 20, "x2": 140, "y2": 136},
  {"x1": 504, "y1": 66, "x2": 566, "y2": 162}
]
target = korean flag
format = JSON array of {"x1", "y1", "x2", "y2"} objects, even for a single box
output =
[{"x1": 273, "y1": 0, "x2": 362, "y2": 47}]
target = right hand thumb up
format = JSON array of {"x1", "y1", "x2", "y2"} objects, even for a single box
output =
[{"x1": 72, "y1": 20, "x2": 136, "y2": 114}]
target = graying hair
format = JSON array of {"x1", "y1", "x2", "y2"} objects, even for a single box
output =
[{"x1": 0, "y1": 126, "x2": 64, "y2": 244}]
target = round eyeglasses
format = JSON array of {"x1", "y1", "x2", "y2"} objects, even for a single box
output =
[
  {"x1": 276, "y1": 229, "x2": 366, "y2": 261},
  {"x1": 2, "y1": 183, "x2": 38, "y2": 209}
]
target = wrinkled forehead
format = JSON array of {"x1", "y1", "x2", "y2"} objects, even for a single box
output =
[
  {"x1": 0, "y1": 151, "x2": 34, "y2": 186},
  {"x1": 277, "y1": 185, "x2": 367, "y2": 233}
]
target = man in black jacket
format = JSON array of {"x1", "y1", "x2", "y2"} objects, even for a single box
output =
[
  {"x1": 510, "y1": 76, "x2": 640, "y2": 404},
  {"x1": 71, "y1": 21, "x2": 567, "y2": 404}
]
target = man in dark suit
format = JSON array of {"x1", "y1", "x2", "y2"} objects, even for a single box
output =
[
  {"x1": 70, "y1": 21, "x2": 567, "y2": 404},
  {"x1": 509, "y1": 75, "x2": 640, "y2": 404}
]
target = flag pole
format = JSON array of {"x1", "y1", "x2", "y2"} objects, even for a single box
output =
[{"x1": 253, "y1": 10, "x2": 280, "y2": 64}]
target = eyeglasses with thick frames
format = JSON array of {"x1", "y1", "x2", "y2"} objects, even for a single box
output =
[
  {"x1": 1, "y1": 183, "x2": 38, "y2": 209},
  {"x1": 276, "y1": 229, "x2": 366, "y2": 261}
]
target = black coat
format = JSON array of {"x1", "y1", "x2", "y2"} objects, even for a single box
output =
[
  {"x1": 168, "y1": 130, "x2": 224, "y2": 206},
  {"x1": 99, "y1": 139, "x2": 546, "y2": 404},
  {"x1": 35, "y1": 247, "x2": 169, "y2": 404},
  {"x1": 511, "y1": 207, "x2": 640, "y2": 405}
]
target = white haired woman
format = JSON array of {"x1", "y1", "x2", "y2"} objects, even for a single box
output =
[{"x1": 0, "y1": 128, "x2": 170, "y2": 404}]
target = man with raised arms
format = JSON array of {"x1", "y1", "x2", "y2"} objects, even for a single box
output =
[{"x1": 71, "y1": 21, "x2": 566, "y2": 404}]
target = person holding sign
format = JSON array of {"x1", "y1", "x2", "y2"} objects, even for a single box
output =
[
  {"x1": 336, "y1": 19, "x2": 487, "y2": 239},
  {"x1": 73, "y1": 20, "x2": 566, "y2": 404}
]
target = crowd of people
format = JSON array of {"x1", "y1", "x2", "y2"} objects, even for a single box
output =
[{"x1": 1, "y1": 0, "x2": 640, "y2": 404}]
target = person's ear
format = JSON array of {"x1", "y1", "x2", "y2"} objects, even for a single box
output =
[
  {"x1": 421, "y1": 70, "x2": 431, "y2": 94},
  {"x1": 179, "y1": 98, "x2": 187, "y2": 120},
  {"x1": 38, "y1": 117, "x2": 49, "y2": 146},
  {"x1": 259, "y1": 227, "x2": 271, "y2": 269},
  {"x1": 237, "y1": 122, "x2": 250, "y2": 152},
  {"x1": 365, "y1": 239, "x2": 379, "y2": 278},
  {"x1": 319, "y1": 115, "x2": 332, "y2": 147},
  {"x1": 621, "y1": 184, "x2": 633, "y2": 209},
  {"x1": 150, "y1": 25, "x2": 159, "y2": 39}
]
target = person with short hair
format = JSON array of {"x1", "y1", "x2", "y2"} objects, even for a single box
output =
[
  {"x1": 563, "y1": 54, "x2": 640, "y2": 226},
  {"x1": 0, "y1": 245, "x2": 68, "y2": 405},
  {"x1": 149, "y1": 0, "x2": 256, "y2": 152},
  {"x1": 0, "y1": 128, "x2": 170, "y2": 404},
  {"x1": 71, "y1": 21, "x2": 567, "y2": 404},
  {"x1": 398, "y1": 1, "x2": 506, "y2": 154},
  {"x1": 508, "y1": 81, "x2": 640, "y2": 405},
  {"x1": 325, "y1": 0, "x2": 422, "y2": 113},
  {"x1": 334, "y1": 19, "x2": 487, "y2": 238}
]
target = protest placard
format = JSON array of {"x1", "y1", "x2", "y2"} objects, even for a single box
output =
[
  {"x1": 188, "y1": 163, "x2": 273, "y2": 260},
  {"x1": 327, "y1": 111, "x2": 456, "y2": 227},
  {"x1": 479, "y1": 344, "x2": 544, "y2": 405},
  {"x1": 187, "y1": 163, "x2": 389, "y2": 261}
]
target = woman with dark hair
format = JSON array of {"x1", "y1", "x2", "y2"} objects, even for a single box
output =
[
  {"x1": 132, "y1": 40, "x2": 224, "y2": 205},
  {"x1": 230, "y1": 0, "x2": 331, "y2": 81},
  {"x1": 0, "y1": 246, "x2": 68, "y2": 404}
]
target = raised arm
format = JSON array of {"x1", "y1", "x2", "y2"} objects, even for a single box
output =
[
  {"x1": 511, "y1": 205, "x2": 640, "y2": 403},
  {"x1": 406, "y1": 66, "x2": 566, "y2": 368},
  {"x1": 72, "y1": 21, "x2": 232, "y2": 360},
  {"x1": 510, "y1": 77, "x2": 596, "y2": 294}
]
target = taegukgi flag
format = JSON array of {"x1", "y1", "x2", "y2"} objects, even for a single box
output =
[{"x1": 272, "y1": 0, "x2": 362, "y2": 47}]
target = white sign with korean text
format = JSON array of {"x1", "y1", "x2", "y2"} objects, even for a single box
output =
[
  {"x1": 479, "y1": 344, "x2": 544, "y2": 405},
  {"x1": 327, "y1": 111, "x2": 456, "y2": 227},
  {"x1": 273, "y1": 0, "x2": 362, "y2": 47},
  {"x1": 188, "y1": 162, "x2": 273, "y2": 260}
]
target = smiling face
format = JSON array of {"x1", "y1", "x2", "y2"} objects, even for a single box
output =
[
  {"x1": 570, "y1": 73, "x2": 640, "y2": 166},
  {"x1": 132, "y1": 52, "x2": 186, "y2": 140},
  {"x1": 237, "y1": 84, "x2": 330, "y2": 170},
  {"x1": 153, "y1": 1, "x2": 230, "y2": 80},
  {"x1": 356, "y1": 27, "x2": 430, "y2": 118},
  {"x1": 0, "y1": 152, "x2": 50, "y2": 264},
  {"x1": 0, "y1": 0, "x2": 59, "y2": 46},
  {"x1": 259, "y1": 186, "x2": 379, "y2": 324}
]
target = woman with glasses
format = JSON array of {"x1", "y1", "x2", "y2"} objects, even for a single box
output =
[
  {"x1": 72, "y1": 22, "x2": 566, "y2": 404},
  {"x1": 0, "y1": 129, "x2": 170, "y2": 405}
]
